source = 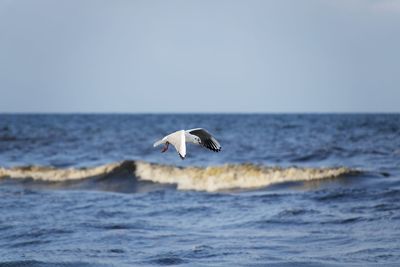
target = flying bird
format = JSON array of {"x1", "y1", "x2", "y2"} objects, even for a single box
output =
[{"x1": 153, "y1": 128, "x2": 221, "y2": 159}]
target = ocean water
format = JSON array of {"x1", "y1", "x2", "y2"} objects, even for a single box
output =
[{"x1": 0, "y1": 114, "x2": 399, "y2": 267}]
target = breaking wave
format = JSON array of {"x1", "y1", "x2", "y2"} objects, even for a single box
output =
[{"x1": 0, "y1": 160, "x2": 359, "y2": 192}]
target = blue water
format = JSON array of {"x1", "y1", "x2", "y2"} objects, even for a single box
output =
[{"x1": 0, "y1": 114, "x2": 399, "y2": 266}]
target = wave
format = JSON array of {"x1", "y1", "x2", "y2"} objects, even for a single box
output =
[
  {"x1": 0, "y1": 161, "x2": 132, "y2": 182},
  {"x1": 0, "y1": 160, "x2": 359, "y2": 192}
]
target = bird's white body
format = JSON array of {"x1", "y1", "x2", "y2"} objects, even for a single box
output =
[{"x1": 153, "y1": 128, "x2": 221, "y2": 159}]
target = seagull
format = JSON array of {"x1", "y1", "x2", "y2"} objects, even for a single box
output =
[{"x1": 153, "y1": 128, "x2": 222, "y2": 159}]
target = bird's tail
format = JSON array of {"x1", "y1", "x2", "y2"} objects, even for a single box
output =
[{"x1": 153, "y1": 139, "x2": 164, "y2": 147}]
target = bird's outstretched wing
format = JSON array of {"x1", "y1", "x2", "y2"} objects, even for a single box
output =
[
  {"x1": 186, "y1": 128, "x2": 221, "y2": 152},
  {"x1": 166, "y1": 130, "x2": 186, "y2": 159}
]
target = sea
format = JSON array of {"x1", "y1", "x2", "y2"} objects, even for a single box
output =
[{"x1": 0, "y1": 114, "x2": 399, "y2": 267}]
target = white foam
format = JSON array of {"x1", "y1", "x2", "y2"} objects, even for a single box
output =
[
  {"x1": 135, "y1": 161, "x2": 356, "y2": 192},
  {"x1": 0, "y1": 163, "x2": 122, "y2": 181},
  {"x1": 0, "y1": 161, "x2": 357, "y2": 192}
]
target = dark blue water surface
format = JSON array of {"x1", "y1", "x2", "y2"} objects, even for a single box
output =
[{"x1": 0, "y1": 114, "x2": 399, "y2": 266}]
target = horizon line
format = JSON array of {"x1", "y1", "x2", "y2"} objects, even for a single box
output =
[{"x1": 0, "y1": 111, "x2": 399, "y2": 115}]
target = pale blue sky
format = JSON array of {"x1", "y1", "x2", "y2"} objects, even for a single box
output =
[{"x1": 0, "y1": 0, "x2": 399, "y2": 113}]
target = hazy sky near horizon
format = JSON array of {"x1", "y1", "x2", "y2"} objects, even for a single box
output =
[{"x1": 1, "y1": 0, "x2": 399, "y2": 113}]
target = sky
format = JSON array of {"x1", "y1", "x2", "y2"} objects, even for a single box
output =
[{"x1": 0, "y1": 0, "x2": 399, "y2": 113}]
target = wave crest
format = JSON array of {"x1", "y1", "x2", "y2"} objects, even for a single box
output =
[
  {"x1": 0, "y1": 161, "x2": 134, "y2": 181},
  {"x1": 135, "y1": 162, "x2": 357, "y2": 192},
  {"x1": 0, "y1": 161, "x2": 358, "y2": 192}
]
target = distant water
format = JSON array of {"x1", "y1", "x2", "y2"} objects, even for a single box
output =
[{"x1": 0, "y1": 114, "x2": 399, "y2": 267}]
